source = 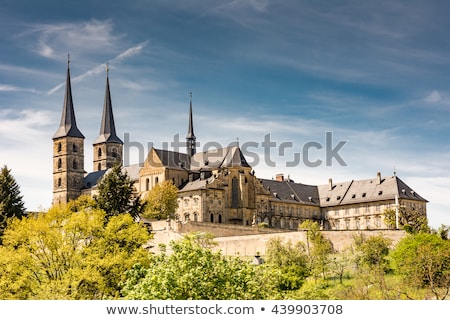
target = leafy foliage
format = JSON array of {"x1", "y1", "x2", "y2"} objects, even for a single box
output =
[
  {"x1": 0, "y1": 165, "x2": 25, "y2": 240},
  {"x1": 384, "y1": 207, "x2": 429, "y2": 234},
  {"x1": 299, "y1": 220, "x2": 334, "y2": 280},
  {"x1": 264, "y1": 237, "x2": 309, "y2": 292},
  {"x1": 122, "y1": 232, "x2": 266, "y2": 300},
  {"x1": 390, "y1": 233, "x2": 450, "y2": 300},
  {"x1": 94, "y1": 164, "x2": 143, "y2": 220},
  {"x1": 0, "y1": 199, "x2": 151, "y2": 299},
  {"x1": 142, "y1": 180, "x2": 179, "y2": 220}
]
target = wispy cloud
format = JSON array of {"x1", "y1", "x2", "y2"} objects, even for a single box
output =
[
  {"x1": 0, "y1": 84, "x2": 38, "y2": 93},
  {"x1": 47, "y1": 41, "x2": 148, "y2": 95},
  {"x1": 20, "y1": 19, "x2": 121, "y2": 59}
]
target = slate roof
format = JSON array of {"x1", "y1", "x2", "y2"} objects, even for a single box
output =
[
  {"x1": 190, "y1": 146, "x2": 250, "y2": 171},
  {"x1": 83, "y1": 170, "x2": 107, "y2": 189},
  {"x1": 93, "y1": 74, "x2": 123, "y2": 145},
  {"x1": 53, "y1": 63, "x2": 84, "y2": 139},
  {"x1": 260, "y1": 179, "x2": 320, "y2": 206},
  {"x1": 318, "y1": 174, "x2": 428, "y2": 207},
  {"x1": 154, "y1": 149, "x2": 190, "y2": 170}
]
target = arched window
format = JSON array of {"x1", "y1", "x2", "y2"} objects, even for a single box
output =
[
  {"x1": 146, "y1": 178, "x2": 150, "y2": 191},
  {"x1": 73, "y1": 143, "x2": 77, "y2": 152},
  {"x1": 231, "y1": 177, "x2": 239, "y2": 208},
  {"x1": 97, "y1": 163, "x2": 101, "y2": 171},
  {"x1": 112, "y1": 148, "x2": 117, "y2": 158},
  {"x1": 57, "y1": 178, "x2": 62, "y2": 187},
  {"x1": 57, "y1": 142, "x2": 62, "y2": 152},
  {"x1": 73, "y1": 159, "x2": 77, "y2": 169},
  {"x1": 210, "y1": 213, "x2": 214, "y2": 223},
  {"x1": 155, "y1": 177, "x2": 159, "y2": 185},
  {"x1": 57, "y1": 158, "x2": 62, "y2": 169},
  {"x1": 98, "y1": 147, "x2": 102, "y2": 157},
  {"x1": 218, "y1": 214, "x2": 222, "y2": 223}
]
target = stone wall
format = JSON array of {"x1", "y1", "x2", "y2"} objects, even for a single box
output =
[{"x1": 174, "y1": 221, "x2": 407, "y2": 257}]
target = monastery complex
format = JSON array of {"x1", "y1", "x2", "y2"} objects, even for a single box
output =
[{"x1": 52, "y1": 61, "x2": 428, "y2": 232}]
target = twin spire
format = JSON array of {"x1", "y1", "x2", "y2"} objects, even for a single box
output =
[
  {"x1": 52, "y1": 56, "x2": 84, "y2": 139},
  {"x1": 54, "y1": 57, "x2": 197, "y2": 156},
  {"x1": 93, "y1": 63, "x2": 123, "y2": 145}
]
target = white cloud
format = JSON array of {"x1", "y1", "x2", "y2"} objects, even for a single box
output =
[
  {"x1": 0, "y1": 84, "x2": 37, "y2": 93},
  {"x1": 21, "y1": 19, "x2": 121, "y2": 59},
  {"x1": 424, "y1": 90, "x2": 442, "y2": 103}
]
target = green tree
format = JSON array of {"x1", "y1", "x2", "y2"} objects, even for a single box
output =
[
  {"x1": 94, "y1": 164, "x2": 143, "y2": 220},
  {"x1": 0, "y1": 165, "x2": 25, "y2": 241},
  {"x1": 143, "y1": 180, "x2": 179, "y2": 220},
  {"x1": 264, "y1": 237, "x2": 309, "y2": 291},
  {"x1": 350, "y1": 233, "x2": 394, "y2": 299},
  {"x1": 353, "y1": 233, "x2": 391, "y2": 270},
  {"x1": 299, "y1": 220, "x2": 334, "y2": 280},
  {"x1": 122, "y1": 232, "x2": 266, "y2": 300},
  {"x1": 0, "y1": 199, "x2": 151, "y2": 299},
  {"x1": 390, "y1": 233, "x2": 450, "y2": 300},
  {"x1": 384, "y1": 207, "x2": 429, "y2": 234}
]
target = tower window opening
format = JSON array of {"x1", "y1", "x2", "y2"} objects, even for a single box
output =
[
  {"x1": 57, "y1": 158, "x2": 62, "y2": 170},
  {"x1": 57, "y1": 142, "x2": 62, "y2": 152},
  {"x1": 98, "y1": 147, "x2": 102, "y2": 157},
  {"x1": 73, "y1": 143, "x2": 77, "y2": 152}
]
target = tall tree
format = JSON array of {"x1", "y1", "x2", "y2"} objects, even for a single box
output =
[
  {"x1": 142, "y1": 180, "x2": 179, "y2": 220},
  {"x1": 0, "y1": 165, "x2": 25, "y2": 240},
  {"x1": 94, "y1": 164, "x2": 143, "y2": 220},
  {"x1": 299, "y1": 220, "x2": 334, "y2": 280}
]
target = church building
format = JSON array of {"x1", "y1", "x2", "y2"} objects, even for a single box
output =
[{"x1": 52, "y1": 60, "x2": 428, "y2": 231}]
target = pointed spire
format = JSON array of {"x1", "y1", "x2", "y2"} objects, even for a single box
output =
[
  {"x1": 93, "y1": 64, "x2": 123, "y2": 145},
  {"x1": 186, "y1": 92, "x2": 196, "y2": 156},
  {"x1": 53, "y1": 55, "x2": 84, "y2": 139}
]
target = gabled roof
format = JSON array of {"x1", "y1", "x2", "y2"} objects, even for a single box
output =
[
  {"x1": 82, "y1": 164, "x2": 141, "y2": 189},
  {"x1": 53, "y1": 62, "x2": 84, "y2": 139},
  {"x1": 260, "y1": 179, "x2": 320, "y2": 206},
  {"x1": 154, "y1": 149, "x2": 191, "y2": 170},
  {"x1": 318, "y1": 174, "x2": 428, "y2": 207},
  {"x1": 190, "y1": 146, "x2": 251, "y2": 171},
  {"x1": 93, "y1": 73, "x2": 123, "y2": 145}
]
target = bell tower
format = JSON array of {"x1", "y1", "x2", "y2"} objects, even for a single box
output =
[
  {"x1": 52, "y1": 56, "x2": 85, "y2": 205},
  {"x1": 93, "y1": 64, "x2": 123, "y2": 171},
  {"x1": 186, "y1": 92, "x2": 196, "y2": 157}
]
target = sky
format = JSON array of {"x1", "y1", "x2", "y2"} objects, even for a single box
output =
[{"x1": 1, "y1": 0, "x2": 449, "y2": 228}]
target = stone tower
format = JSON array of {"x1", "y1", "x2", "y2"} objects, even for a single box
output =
[
  {"x1": 92, "y1": 65, "x2": 123, "y2": 171},
  {"x1": 52, "y1": 57, "x2": 85, "y2": 205},
  {"x1": 186, "y1": 92, "x2": 196, "y2": 157}
]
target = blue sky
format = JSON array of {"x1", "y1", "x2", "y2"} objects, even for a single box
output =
[{"x1": 1, "y1": 0, "x2": 449, "y2": 228}]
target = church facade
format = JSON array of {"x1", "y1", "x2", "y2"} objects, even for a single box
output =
[{"x1": 52, "y1": 61, "x2": 428, "y2": 231}]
